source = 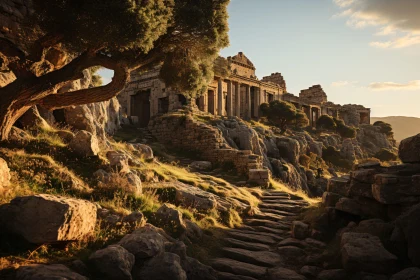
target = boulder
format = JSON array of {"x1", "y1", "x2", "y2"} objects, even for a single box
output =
[
  {"x1": 69, "y1": 130, "x2": 100, "y2": 156},
  {"x1": 128, "y1": 143, "x2": 154, "y2": 160},
  {"x1": 322, "y1": 192, "x2": 342, "y2": 208},
  {"x1": 118, "y1": 224, "x2": 165, "y2": 260},
  {"x1": 317, "y1": 269, "x2": 348, "y2": 280},
  {"x1": 300, "y1": 266, "x2": 322, "y2": 278},
  {"x1": 327, "y1": 177, "x2": 350, "y2": 196},
  {"x1": 341, "y1": 232, "x2": 397, "y2": 274},
  {"x1": 154, "y1": 204, "x2": 187, "y2": 238},
  {"x1": 0, "y1": 194, "x2": 96, "y2": 244},
  {"x1": 106, "y1": 151, "x2": 130, "y2": 172},
  {"x1": 335, "y1": 197, "x2": 386, "y2": 219},
  {"x1": 133, "y1": 252, "x2": 187, "y2": 280},
  {"x1": 174, "y1": 183, "x2": 218, "y2": 212},
  {"x1": 266, "y1": 267, "x2": 306, "y2": 280},
  {"x1": 165, "y1": 241, "x2": 187, "y2": 260},
  {"x1": 122, "y1": 211, "x2": 146, "y2": 227},
  {"x1": 0, "y1": 157, "x2": 11, "y2": 189},
  {"x1": 309, "y1": 141, "x2": 323, "y2": 157},
  {"x1": 395, "y1": 203, "x2": 420, "y2": 266},
  {"x1": 399, "y1": 134, "x2": 420, "y2": 163},
  {"x1": 181, "y1": 257, "x2": 218, "y2": 280},
  {"x1": 16, "y1": 264, "x2": 87, "y2": 280},
  {"x1": 89, "y1": 245, "x2": 135, "y2": 280},
  {"x1": 190, "y1": 161, "x2": 212, "y2": 171},
  {"x1": 348, "y1": 169, "x2": 378, "y2": 198},
  {"x1": 372, "y1": 174, "x2": 420, "y2": 204},
  {"x1": 391, "y1": 268, "x2": 420, "y2": 280},
  {"x1": 291, "y1": 221, "x2": 310, "y2": 240},
  {"x1": 123, "y1": 172, "x2": 142, "y2": 196}
]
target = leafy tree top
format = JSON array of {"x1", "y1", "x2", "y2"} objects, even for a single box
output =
[{"x1": 260, "y1": 100, "x2": 309, "y2": 132}]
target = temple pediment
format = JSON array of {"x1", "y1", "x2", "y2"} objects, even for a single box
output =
[{"x1": 228, "y1": 52, "x2": 256, "y2": 70}]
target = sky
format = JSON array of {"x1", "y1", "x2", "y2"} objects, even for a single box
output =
[{"x1": 99, "y1": 0, "x2": 420, "y2": 117}]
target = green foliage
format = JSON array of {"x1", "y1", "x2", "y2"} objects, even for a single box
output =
[
  {"x1": 32, "y1": 0, "x2": 230, "y2": 99},
  {"x1": 89, "y1": 67, "x2": 103, "y2": 87},
  {"x1": 373, "y1": 121, "x2": 394, "y2": 137},
  {"x1": 374, "y1": 148, "x2": 398, "y2": 162},
  {"x1": 317, "y1": 115, "x2": 337, "y2": 130},
  {"x1": 322, "y1": 146, "x2": 353, "y2": 169},
  {"x1": 334, "y1": 118, "x2": 356, "y2": 138},
  {"x1": 260, "y1": 101, "x2": 309, "y2": 133}
]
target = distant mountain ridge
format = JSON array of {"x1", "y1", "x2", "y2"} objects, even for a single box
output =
[{"x1": 371, "y1": 116, "x2": 420, "y2": 143}]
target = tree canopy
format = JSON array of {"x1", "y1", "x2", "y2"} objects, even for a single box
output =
[
  {"x1": 260, "y1": 100, "x2": 309, "y2": 133},
  {"x1": 334, "y1": 118, "x2": 357, "y2": 139},
  {"x1": 0, "y1": 0, "x2": 230, "y2": 140},
  {"x1": 373, "y1": 121, "x2": 394, "y2": 137},
  {"x1": 317, "y1": 115, "x2": 337, "y2": 130}
]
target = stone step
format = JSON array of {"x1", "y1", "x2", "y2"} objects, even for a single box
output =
[
  {"x1": 259, "y1": 203, "x2": 302, "y2": 213},
  {"x1": 222, "y1": 247, "x2": 282, "y2": 267},
  {"x1": 217, "y1": 272, "x2": 258, "y2": 280},
  {"x1": 258, "y1": 207, "x2": 298, "y2": 217},
  {"x1": 261, "y1": 199, "x2": 309, "y2": 206},
  {"x1": 212, "y1": 258, "x2": 268, "y2": 279},
  {"x1": 252, "y1": 226, "x2": 287, "y2": 236},
  {"x1": 263, "y1": 193, "x2": 304, "y2": 201},
  {"x1": 252, "y1": 212, "x2": 288, "y2": 222},
  {"x1": 229, "y1": 229, "x2": 284, "y2": 242},
  {"x1": 227, "y1": 231, "x2": 277, "y2": 245},
  {"x1": 244, "y1": 219, "x2": 290, "y2": 230},
  {"x1": 224, "y1": 238, "x2": 271, "y2": 251}
]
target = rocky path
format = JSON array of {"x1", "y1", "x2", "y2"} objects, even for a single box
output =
[{"x1": 211, "y1": 190, "x2": 310, "y2": 280}]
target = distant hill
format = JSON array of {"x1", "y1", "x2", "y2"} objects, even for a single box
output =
[{"x1": 371, "y1": 116, "x2": 420, "y2": 143}]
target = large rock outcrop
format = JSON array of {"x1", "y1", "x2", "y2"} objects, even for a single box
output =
[
  {"x1": 0, "y1": 194, "x2": 97, "y2": 244},
  {"x1": 399, "y1": 134, "x2": 420, "y2": 163}
]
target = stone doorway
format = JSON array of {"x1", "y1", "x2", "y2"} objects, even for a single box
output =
[
  {"x1": 208, "y1": 90, "x2": 215, "y2": 115},
  {"x1": 131, "y1": 90, "x2": 151, "y2": 128},
  {"x1": 158, "y1": 97, "x2": 169, "y2": 114}
]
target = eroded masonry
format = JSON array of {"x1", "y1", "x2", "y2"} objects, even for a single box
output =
[{"x1": 119, "y1": 52, "x2": 370, "y2": 127}]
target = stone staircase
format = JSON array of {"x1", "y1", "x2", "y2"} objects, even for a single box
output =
[{"x1": 211, "y1": 190, "x2": 310, "y2": 280}]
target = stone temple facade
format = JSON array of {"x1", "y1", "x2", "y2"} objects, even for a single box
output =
[{"x1": 119, "y1": 52, "x2": 370, "y2": 127}]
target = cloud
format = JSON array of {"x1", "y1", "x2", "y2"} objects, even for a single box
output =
[
  {"x1": 368, "y1": 80, "x2": 420, "y2": 91},
  {"x1": 333, "y1": 0, "x2": 420, "y2": 48},
  {"x1": 331, "y1": 81, "x2": 358, "y2": 87}
]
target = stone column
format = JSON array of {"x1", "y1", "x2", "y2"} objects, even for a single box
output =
[
  {"x1": 217, "y1": 79, "x2": 223, "y2": 116},
  {"x1": 246, "y1": 85, "x2": 251, "y2": 119},
  {"x1": 254, "y1": 87, "x2": 261, "y2": 118},
  {"x1": 235, "y1": 82, "x2": 241, "y2": 117},
  {"x1": 226, "y1": 80, "x2": 233, "y2": 117}
]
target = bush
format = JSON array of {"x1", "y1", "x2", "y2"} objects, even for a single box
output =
[
  {"x1": 299, "y1": 154, "x2": 311, "y2": 169},
  {"x1": 334, "y1": 118, "x2": 356, "y2": 138},
  {"x1": 317, "y1": 115, "x2": 337, "y2": 130},
  {"x1": 375, "y1": 149, "x2": 398, "y2": 162},
  {"x1": 260, "y1": 100, "x2": 309, "y2": 133},
  {"x1": 373, "y1": 121, "x2": 393, "y2": 137},
  {"x1": 322, "y1": 146, "x2": 353, "y2": 169}
]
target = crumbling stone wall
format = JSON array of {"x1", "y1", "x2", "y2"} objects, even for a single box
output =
[
  {"x1": 148, "y1": 111, "x2": 265, "y2": 177},
  {"x1": 262, "y1": 72, "x2": 287, "y2": 90},
  {"x1": 299, "y1": 85, "x2": 328, "y2": 104}
]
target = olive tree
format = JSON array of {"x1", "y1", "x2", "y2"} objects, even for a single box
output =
[{"x1": 0, "y1": 0, "x2": 230, "y2": 140}]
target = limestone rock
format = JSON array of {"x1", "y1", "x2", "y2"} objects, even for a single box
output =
[
  {"x1": 327, "y1": 177, "x2": 350, "y2": 196},
  {"x1": 395, "y1": 203, "x2": 420, "y2": 266},
  {"x1": 133, "y1": 252, "x2": 187, "y2": 280},
  {"x1": 128, "y1": 143, "x2": 154, "y2": 160},
  {"x1": 341, "y1": 232, "x2": 397, "y2": 274},
  {"x1": 335, "y1": 197, "x2": 386, "y2": 219},
  {"x1": 118, "y1": 224, "x2": 165, "y2": 259},
  {"x1": 266, "y1": 267, "x2": 306, "y2": 280},
  {"x1": 89, "y1": 245, "x2": 135, "y2": 280},
  {"x1": 322, "y1": 192, "x2": 342, "y2": 208},
  {"x1": 182, "y1": 256, "x2": 218, "y2": 280},
  {"x1": 190, "y1": 161, "x2": 212, "y2": 171},
  {"x1": 154, "y1": 204, "x2": 187, "y2": 237},
  {"x1": 123, "y1": 172, "x2": 142, "y2": 196},
  {"x1": 399, "y1": 134, "x2": 420, "y2": 163},
  {"x1": 391, "y1": 268, "x2": 420, "y2": 280},
  {"x1": 372, "y1": 174, "x2": 420, "y2": 204},
  {"x1": 106, "y1": 151, "x2": 130, "y2": 172},
  {"x1": 357, "y1": 124, "x2": 395, "y2": 155},
  {"x1": 69, "y1": 130, "x2": 100, "y2": 156},
  {"x1": 0, "y1": 157, "x2": 11, "y2": 189},
  {"x1": 174, "y1": 183, "x2": 218, "y2": 212},
  {"x1": 122, "y1": 211, "x2": 146, "y2": 227},
  {"x1": 16, "y1": 264, "x2": 87, "y2": 280},
  {"x1": 300, "y1": 266, "x2": 322, "y2": 278},
  {"x1": 317, "y1": 269, "x2": 348, "y2": 280},
  {"x1": 0, "y1": 194, "x2": 96, "y2": 244},
  {"x1": 291, "y1": 221, "x2": 310, "y2": 240}
]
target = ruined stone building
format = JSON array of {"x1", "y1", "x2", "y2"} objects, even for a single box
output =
[{"x1": 119, "y1": 52, "x2": 370, "y2": 127}]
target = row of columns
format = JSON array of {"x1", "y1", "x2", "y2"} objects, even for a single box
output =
[{"x1": 212, "y1": 78, "x2": 279, "y2": 119}]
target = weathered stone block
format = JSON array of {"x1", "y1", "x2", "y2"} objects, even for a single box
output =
[
  {"x1": 335, "y1": 197, "x2": 386, "y2": 219},
  {"x1": 341, "y1": 232, "x2": 397, "y2": 274},
  {"x1": 327, "y1": 177, "x2": 350, "y2": 196},
  {"x1": 372, "y1": 174, "x2": 420, "y2": 204},
  {"x1": 322, "y1": 192, "x2": 342, "y2": 208},
  {"x1": 0, "y1": 194, "x2": 97, "y2": 244}
]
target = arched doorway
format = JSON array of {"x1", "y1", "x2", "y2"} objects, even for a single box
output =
[{"x1": 131, "y1": 90, "x2": 151, "y2": 127}]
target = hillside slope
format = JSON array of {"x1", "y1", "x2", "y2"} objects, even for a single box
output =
[{"x1": 371, "y1": 116, "x2": 420, "y2": 143}]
